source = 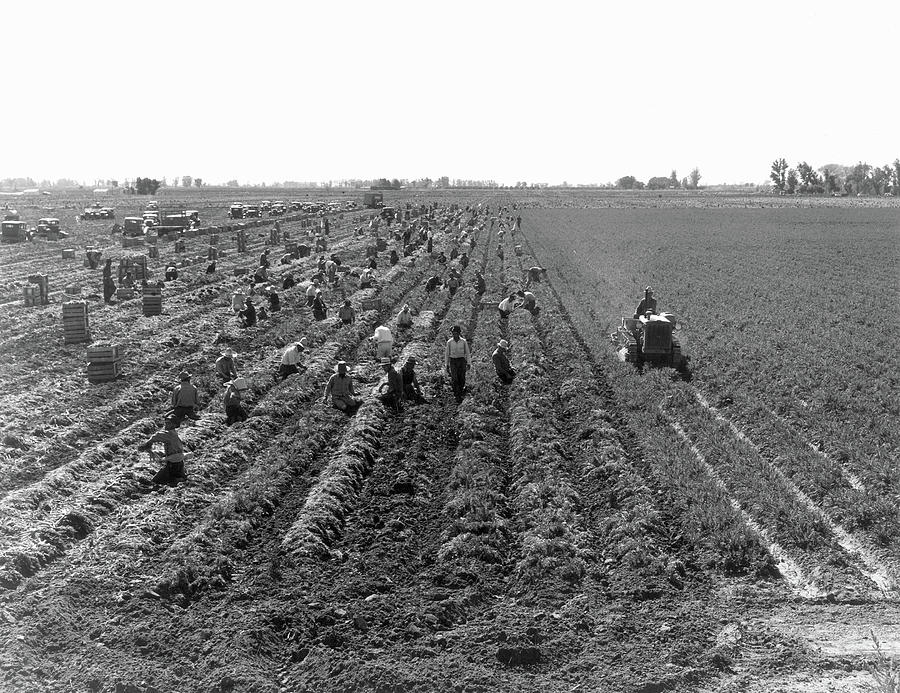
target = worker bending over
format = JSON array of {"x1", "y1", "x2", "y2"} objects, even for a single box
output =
[
  {"x1": 138, "y1": 417, "x2": 188, "y2": 484},
  {"x1": 492, "y1": 339, "x2": 516, "y2": 384}
]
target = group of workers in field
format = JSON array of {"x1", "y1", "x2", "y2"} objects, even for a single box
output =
[{"x1": 136, "y1": 201, "x2": 566, "y2": 485}]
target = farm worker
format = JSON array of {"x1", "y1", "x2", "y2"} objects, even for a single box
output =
[
  {"x1": 459, "y1": 252, "x2": 469, "y2": 269},
  {"x1": 103, "y1": 275, "x2": 116, "y2": 304},
  {"x1": 323, "y1": 361, "x2": 362, "y2": 412},
  {"x1": 514, "y1": 245, "x2": 524, "y2": 257},
  {"x1": 338, "y1": 299, "x2": 356, "y2": 325},
  {"x1": 282, "y1": 273, "x2": 296, "y2": 290},
  {"x1": 436, "y1": 252, "x2": 447, "y2": 264},
  {"x1": 239, "y1": 297, "x2": 257, "y2": 328},
  {"x1": 268, "y1": 289, "x2": 281, "y2": 312},
  {"x1": 492, "y1": 339, "x2": 516, "y2": 384},
  {"x1": 206, "y1": 261, "x2": 217, "y2": 274},
  {"x1": 525, "y1": 266, "x2": 546, "y2": 287},
  {"x1": 165, "y1": 265, "x2": 179, "y2": 281},
  {"x1": 426, "y1": 235, "x2": 433, "y2": 254},
  {"x1": 137, "y1": 417, "x2": 187, "y2": 484},
  {"x1": 120, "y1": 271, "x2": 135, "y2": 288},
  {"x1": 312, "y1": 290, "x2": 328, "y2": 321},
  {"x1": 260, "y1": 249, "x2": 271, "y2": 269},
  {"x1": 634, "y1": 286, "x2": 658, "y2": 318},
  {"x1": 389, "y1": 249, "x2": 399, "y2": 266},
  {"x1": 377, "y1": 357, "x2": 404, "y2": 413},
  {"x1": 473, "y1": 270, "x2": 486, "y2": 295},
  {"x1": 496, "y1": 244, "x2": 504, "y2": 261},
  {"x1": 170, "y1": 371, "x2": 201, "y2": 426},
  {"x1": 306, "y1": 281, "x2": 318, "y2": 306},
  {"x1": 445, "y1": 274, "x2": 460, "y2": 296},
  {"x1": 279, "y1": 253, "x2": 292, "y2": 266},
  {"x1": 366, "y1": 256, "x2": 378, "y2": 270},
  {"x1": 359, "y1": 267, "x2": 374, "y2": 289},
  {"x1": 232, "y1": 289, "x2": 246, "y2": 313},
  {"x1": 325, "y1": 258, "x2": 337, "y2": 282},
  {"x1": 317, "y1": 256, "x2": 327, "y2": 273},
  {"x1": 278, "y1": 339, "x2": 307, "y2": 381},
  {"x1": 444, "y1": 325, "x2": 471, "y2": 403},
  {"x1": 397, "y1": 304, "x2": 413, "y2": 329},
  {"x1": 400, "y1": 356, "x2": 427, "y2": 404},
  {"x1": 373, "y1": 324, "x2": 393, "y2": 359},
  {"x1": 215, "y1": 348, "x2": 238, "y2": 382},
  {"x1": 498, "y1": 293, "x2": 518, "y2": 320},
  {"x1": 223, "y1": 379, "x2": 249, "y2": 426},
  {"x1": 517, "y1": 290, "x2": 539, "y2": 316},
  {"x1": 449, "y1": 246, "x2": 459, "y2": 260},
  {"x1": 254, "y1": 265, "x2": 268, "y2": 283},
  {"x1": 469, "y1": 236, "x2": 476, "y2": 251},
  {"x1": 102, "y1": 258, "x2": 113, "y2": 280}
]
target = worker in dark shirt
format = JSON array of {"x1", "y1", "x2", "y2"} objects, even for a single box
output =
[
  {"x1": 223, "y1": 379, "x2": 248, "y2": 425},
  {"x1": 492, "y1": 339, "x2": 516, "y2": 384},
  {"x1": 378, "y1": 357, "x2": 404, "y2": 413},
  {"x1": 170, "y1": 371, "x2": 201, "y2": 426},
  {"x1": 634, "y1": 286, "x2": 658, "y2": 318},
  {"x1": 239, "y1": 297, "x2": 257, "y2": 328},
  {"x1": 400, "y1": 356, "x2": 427, "y2": 404}
]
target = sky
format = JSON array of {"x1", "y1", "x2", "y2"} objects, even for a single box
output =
[{"x1": 4, "y1": 0, "x2": 899, "y2": 186}]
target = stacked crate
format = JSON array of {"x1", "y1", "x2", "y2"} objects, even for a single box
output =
[
  {"x1": 23, "y1": 286, "x2": 40, "y2": 307},
  {"x1": 62, "y1": 248, "x2": 76, "y2": 259},
  {"x1": 148, "y1": 245, "x2": 159, "y2": 259},
  {"x1": 142, "y1": 286, "x2": 163, "y2": 316},
  {"x1": 119, "y1": 256, "x2": 149, "y2": 282},
  {"x1": 87, "y1": 344, "x2": 124, "y2": 384},
  {"x1": 62, "y1": 301, "x2": 91, "y2": 344},
  {"x1": 236, "y1": 230, "x2": 247, "y2": 253}
]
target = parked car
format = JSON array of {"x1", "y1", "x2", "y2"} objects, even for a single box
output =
[
  {"x1": 230, "y1": 203, "x2": 245, "y2": 219},
  {"x1": 245, "y1": 205, "x2": 261, "y2": 218},
  {"x1": 34, "y1": 218, "x2": 68, "y2": 240}
]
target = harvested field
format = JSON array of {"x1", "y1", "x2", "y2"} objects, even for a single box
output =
[{"x1": 0, "y1": 192, "x2": 897, "y2": 692}]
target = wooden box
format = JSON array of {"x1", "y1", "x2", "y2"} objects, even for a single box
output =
[{"x1": 87, "y1": 344, "x2": 123, "y2": 362}]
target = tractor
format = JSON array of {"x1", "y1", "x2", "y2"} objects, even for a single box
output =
[{"x1": 613, "y1": 312, "x2": 687, "y2": 370}]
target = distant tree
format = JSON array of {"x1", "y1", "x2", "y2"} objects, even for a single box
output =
[
  {"x1": 226, "y1": 179, "x2": 239, "y2": 187},
  {"x1": 615, "y1": 175, "x2": 643, "y2": 190},
  {"x1": 892, "y1": 159, "x2": 900, "y2": 195},
  {"x1": 786, "y1": 168, "x2": 799, "y2": 194},
  {"x1": 134, "y1": 177, "x2": 161, "y2": 195},
  {"x1": 390, "y1": 178, "x2": 401, "y2": 189},
  {"x1": 647, "y1": 176, "x2": 671, "y2": 190},
  {"x1": 194, "y1": 178, "x2": 203, "y2": 188},
  {"x1": 181, "y1": 175, "x2": 193, "y2": 188},
  {"x1": 796, "y1": 162, "x2": 820, "y2": 188},
  {"x1": 769, "y1": 158, "x2": 788, "y2": 191},
  {"x1": 688, "y1": 167, "x2": 701, "y2": 189},
  {"x1": 669, "y1": 170, "x2": 680, "y2": 188}
]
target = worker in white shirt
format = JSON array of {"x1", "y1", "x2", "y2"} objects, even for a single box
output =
[
  {"x1": 373, "y1": 324, "x2": 393, "y2": 359},
  {"x1": 444, "y1": 324, "x2": 471, "y2": 403},
  {"x1": 516, "y1": 289, "x2": 539, "y2": 316},
  {"x1": 277, "y1": 339, "x2": 307, "y2": 381},
  {"x1": 305, "y1": 281, "x2": 318, "y2": 306},
  {"x1": 498, "y1": 292, "x2": 518, "y2": 320}
]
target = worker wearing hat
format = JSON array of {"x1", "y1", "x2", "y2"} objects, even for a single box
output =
[
  {"x1": 215, "y1": 348, "x2": 238, "y2": 382},
  {"x1": 492, "y1": 339, "x2": 516, "y2": 384},
  {"x1": 377, "y1": 357, "x2": 404, "y2": 413},
  {"x1": 312, "y1": 289, "x2": 328, "y2": 321},
  {"x1": 634, "y1": 286, "x2": 657, "y2": 319},
  {"x1": 169, "y1": 371, "x2": 201, "y2": 427},
  {"x1": 223, "y1": 378, "x2": 249, "y2": 426},
  {"x1": 323, "y1": 361, "x2": 361, "y2": 412},
  {"x1": 400, "y1": 355, "x2": 427, "y2": 404},
  {"x1": 278, "y1": 338, "x2": 307, "y2": 382}
]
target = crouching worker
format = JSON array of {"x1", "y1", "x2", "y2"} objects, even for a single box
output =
[
  {"x1": 517, "y1": 289, "x2": 540, "y2": 316},
  {"x1": 223, "y1": 378, "x2": 249, "y2": 425},
  {"x1": 138, "y1": 417, "x2": 188, "y2": 484},
  {"x1": 278, "y1": 338, "x2": 307, "y2": 381},
  {"x1": 238, "y1": 297, "x2": 257, "y2": 328},
  {"x1": 165, "y1": 265, "x2": 179, "y2": 281},
  {"x1": 169, "y1": 371, "x2": 201, "y2": 426},
  {"x1": 492, "y1": 339, "x2": 516, "y2": 384},
  {"x1": 400, "y1": 355, "x2": 427, "y2": 404},
  {"x1": 323, "y1": 361, "x2": 362, "y2": 412},
  {"x1": 377, "y1": 357, "x2": 404, "y2": 413}
]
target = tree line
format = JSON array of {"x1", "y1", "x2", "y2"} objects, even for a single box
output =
[
  {"x1": 614, "y1": 168, "x2": 701, "y2": 191},
  {"x1": 770, "y1": 159, "x2": 900, "y2": 196}
]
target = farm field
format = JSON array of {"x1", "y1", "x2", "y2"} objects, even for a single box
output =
[{"x1": 0, "y1": 192, "x2": 897, "y2": 692}]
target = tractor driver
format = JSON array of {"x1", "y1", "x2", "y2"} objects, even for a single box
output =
[{"x1": 634, "y1": 286, "x2": 658, "y2": 319}]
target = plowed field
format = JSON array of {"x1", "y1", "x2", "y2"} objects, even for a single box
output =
[{"x1": 0, "y1": 193, "x2": 897, "y2": 692}]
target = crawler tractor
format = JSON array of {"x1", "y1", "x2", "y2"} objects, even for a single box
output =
[{"x1": 613, "y1": 312, "x2": 687, "y2": 369}]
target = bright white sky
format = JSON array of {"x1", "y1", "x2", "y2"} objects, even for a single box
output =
[{"x1": 4, "y1": 0, "x2": 898, "y2": 186}]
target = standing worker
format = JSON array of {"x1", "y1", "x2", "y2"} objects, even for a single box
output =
[
  {"x1": 323, "y1": 361, "x2": 362, "y2": 412},
  {"x1": 492, "y1": 339, "x2": 516, "y2": 384},
  {"x1": 312, "y1": 290, "x2": 328, "y2": 321},
  {"x1": 444, "y1": 325, "x2": 471, "y2": 403},
  {"x1": 223, "y1": 379, "x2": 249, "y2": 426},
  {"x1": 215, "y1": 348, "x2": 238, "y2": 382},
  {"x1": 137, "y1": 417, "x2": 188, "y2": 484},
  {"x1": 278, "y1": 339, "x2": 307, "y2": 381},
  {"x1": 170, "y1": 371, "x2": 201, "y2": 426},
  {"x1": 373, "y1": 324, "x2": 393, "y2": 359}
]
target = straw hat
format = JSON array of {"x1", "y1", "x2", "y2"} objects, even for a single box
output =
[
  {"x1": 497, "y1": 339, "x2": 510, "y2": 350},
  {"x1": 179, "y1": 371, "x2": 191, "y2": 380},
  {"x1": 221, "y1": 348, "x2": 236, "y2": 358}
]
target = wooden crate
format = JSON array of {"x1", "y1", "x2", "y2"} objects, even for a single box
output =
[
  {"x1": 62, "y1": 301, "x2": 88, "y2": 316},
  {"x1": 361, "y1": 297, "x2": 381, "y2": 311},
  {"x1": 64, "y1": 285, "x2": 80, "y2": 295},
  {"x1": 87, "y1": 359, "x2": 124, "y2": 383},
  {"x1": 87, "y1": 344, "x2": 123, "y2": 362},
  {"x1": 148, "y1": 246, "x2": 159, "y2": 259},
  {"x1": 62, "y1": 248, "x2": 76, "y2": 259}
]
